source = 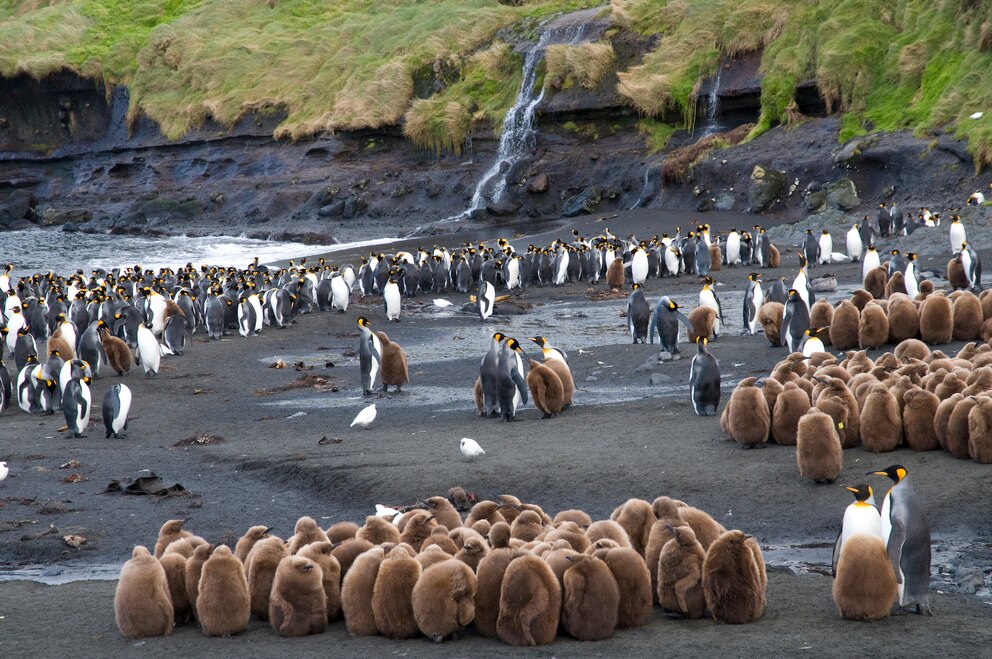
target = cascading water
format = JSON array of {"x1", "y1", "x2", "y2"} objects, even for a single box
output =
[
  {"x1": 463, "y1": 22, "x2": 591, "y2": 216},
  {"x1": 699, "y1": 64, "x2": 723, "y2": 136}
]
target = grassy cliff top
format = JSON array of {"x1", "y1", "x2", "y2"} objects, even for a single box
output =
[{"x1": 3, "y1": 0, "x2": 992, "y2": 169}]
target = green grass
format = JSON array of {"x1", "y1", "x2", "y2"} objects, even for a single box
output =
[{"x1": 637, "y1": 118, "x2": 677, "y2": 153}]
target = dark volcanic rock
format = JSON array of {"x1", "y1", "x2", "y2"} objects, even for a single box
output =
[
  {"x1": 747, "y1": 165, "x2": 786, "y2": 212},
  {"x1": 562, "y1": 185, "x2": 604, "y2": 217},
  {"x1": 40, "y1": 206, "x2": 91, "y2": 226},
  {"x1": 487, "y1": 199, "x2": 521, "y2": 217},
  {"x1": 527, "y1": 173, "x2": 549, "y2": 194},
  {"x1": 0, "y1": 189, "x2": 35, "y2": 222},
  {"x1": 824, "y1": 177, "x2": 860, "y2": 211}
]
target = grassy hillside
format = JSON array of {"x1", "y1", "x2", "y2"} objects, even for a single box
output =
[{"x1": 4, "y1": 1, "x2": 992, "y2": 168}]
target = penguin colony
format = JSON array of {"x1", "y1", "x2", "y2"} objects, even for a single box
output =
[{"x1": 115, "y1": 494, "x2": 767, "y2": 641}]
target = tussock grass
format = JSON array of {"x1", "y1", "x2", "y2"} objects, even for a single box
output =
[
  {"x1": 545, "y1": 41, "x2": 616, "y2": 90},
  {"x1": 661, "y1": 123, "x2": 752, "y2": 182}
]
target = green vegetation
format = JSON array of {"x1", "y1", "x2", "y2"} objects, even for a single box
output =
[
  {"x1": 545, "y1": 41, "x2": 615, "y2": 90},
  {"x1": 637, "y1": 118, "x2": 677, "y2": 153}
]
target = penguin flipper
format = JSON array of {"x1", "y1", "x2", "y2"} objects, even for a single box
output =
[
  {"x1": 831, "y1": 528, "x2": 842, "y2": 578},
  {"x1": 511, "y1": 369, "x2": 528, "y2": 406},
  {"x1": 648, "y1": 311, "x2": 657, "y2": 344},
  {"x1": 675, "y1": 310, "x2": 693, "y2": 330},
  {"x1": 886, "y1": 515, "x2": 908, "y2": 588}
]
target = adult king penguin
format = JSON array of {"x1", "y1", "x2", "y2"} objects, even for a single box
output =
[
  {"x1": 649, "y1": 296, "x2": 692, "y2": 356},
  {"x1": 478, "y1": 279, "x2": 495, "y2": 322},
  {"x1": 868, "y1": 465, "x2": 932, "y2": 615},
  {"x1": 949, "y1": 215, "x2": 966, "y2": 254},
  {"x1": 627, "y1": 284, "x2": 650, "y2": 344},
  {"x1": 846, "y1": 223, "x2": 863, "y2": 262},
  {"x1": 479, "y1": 332, "x2": 505, "y2": 418},
  {"x1": 699, "y1": 277, "x2": 723, "y2": 339},
  {"x1": 689, "y1": 337, "x2": 720, "y2": 416},
  {"x1": 357, "y1": 317, "x2": 382, "y2": 395},
  {"x1": 831, "y1": 484, "x2": 881, "y2": 577},
  {"x1": 817, "y1": 230, "x2": 833, "y2": 265},
  {"x1": 862, "y1": 246, "x2": 881, "y2": 287},
  {"x1": 383, "y1": 271, "x2": 402, "y2": 322},
  {"x1": 782, "y1": 289, "x2": 811, "y2": 353},
  {"x1": 743, "y1": 273, "x2": 763, "y2": 335},
  {"x1": 496, "y1": 338, "x2": 528, "y2": 422},
  {"x1": 629, "y1": 247, "x2": 649, "y2": 286},
  {"x1": 792, "y1": 254, "x2": 814, "y2": 311},
  {"x1": 103, "y1": 383, "x2": 132, "y2": 439}
]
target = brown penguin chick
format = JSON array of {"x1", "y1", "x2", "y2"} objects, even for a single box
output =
[
  {"x1": 287, "y1": 516, "x2": 329, "y2": 555},
  {"x1": 154, "y1": 519, "x2": 192, "y2": 559},
  {"x1": 197, "y1": 545, "x2": 250, "y2": 637},
  {"x1": 413, "y1": 558, "x2": 478, "y2": 642},
  {"x1": 184, "y1": 542, "x2": 213, "y2": 619},
  {"x1": 399, "y1": 511, "x2": 437, "y2": 552},
  {"x1": 496, "y1": 552, "x2": 562, "y2": 646},
  {"x1": 527, "y1": 359, "x2": 565, "y2": 417},
  {"x1": 887, "y1": 294, "x2": 921, "y2": 343},
  {"x1": 725, "y1": 377, "x2": 770, "y2": 448},
  {"x1": 963, "y1": 366, "x2": 992, "y2": 396},
  {"x1": 593, "y1": 547, "x2": 653, "y2": 629},
  {"x1": 947, "y1": 255, "x2": 969, "y2": 290},
  {"x1": 917, "y1": 280, "x2": 934, "y2": 299},
  {"x1": 894, "y1": 337, "x2": 929, "y2": 361},
  {"x1": 159, "y1": 552, "x2": 191, "y2": 625},
  {"x1": 858, "y1": 302, "x2": 889, "y2": 349},
  {"x1": 448, "y1": 526, "x2": 484, "y2": 550},
  {"x1": 902, "y1": 389, "x2": 940, "y2": 451},
  {"x1": 768, "y1": 243, "x2": 781, "y2": 267},
  {"x1": 796, "y1": 409, "x2": 843, "y2": 483},
  {"x1": 864, "y1": 267, "x2": 888, "y2": 300},
  {"x1": 860, "y1": 384, "x2": 903, "y2": 452},
  {"x1": 656, "y1": 524, "x2": 706, "y2": 619},
  {"x1": 510, "y1": 510, "x2": 546, "y2": 542},
  {"x1": 268, "y1": 555, "x2": 327, "y2": 637},
  {"x1": 375, "y1": 330, "x2": 409, "y2": 392},
  {"x1": 709, "y1": 243, "x2": 722, "y2": 271},
  {"x1": 455, "y1": 536, "x2": 489, "y2": 572},
  {"x1": 371, "y1": 545, "x2": 422, "y2": 639},
  {"x1": 771, "y1": 381, "x2": 812, "y2": 446},
  {"x1": 609, "y1": 498, "x2": 655, "y2": 556},
  {"x1": 947, "y1": 395, "x2": 979, "y2": 459},
  {"x1": 234, "y1": 525, "x2": 272, "y2": 563},
  {"x1": 332, "y1": 538, "x2": 374, "y2": 579},
  {"x1": 520, "y1": 502, "x2": 553, "y2": 525},
  {"x1": 246, "y1": 536, "x2": 288, "y2": 621},
  {"x1": 935, "y1": 371, "x2": 967, "y2": 401},
  {"x1": 326, "y1": 521, "x2": 359, "y2": 543},
  {"x1": 814, "y1": 364, "x2": 850, "y2": 383},
  {"x1": 99, "y1": 327, "x2": 132, "y2": 375},
  {"x1": 758, "y1": 301, "x2": 785, "y2": 346},
  {"x1": 473, "y1": 523, "x2": 516, "y2": 638},
  {"x1": 814, "y1": 379, "x2": 861, "y2": 448},
  {"x1": 968, "y1": 396, "x2": 992, "y2": 463},
  {"x1": 585, "y1": 520, "x2": 632, "y2": 548},
  {"x1": 586, "y1": 538, "x2": 621, "y2": 554},
  {"x1": 465, "y1": 500, "x2": 507, "y2": 528},
  {"x1": 832, "y1": 534, "x2": 897, "y2": 620},
  {"x1": 808, "y1": 300, "x2": 834, "y2": 344},
  {"x1": 677, "y1": 505, "x2": 727, "y2": 551},
  {"x1": 849, "y1": 289, "x2": 874, "y2": 311},
  {"x1": 687, "y1": 306, "x2": 717, "y2": 343},
  {"x1": 471, "y1": 518, "x2": 493, "y2": 537},
  {"x1": 702, "y1": 530, "x2": 766, "y2": 624},
  {"x1": 889, "y1": 375, "x2": 915, "y2": 416},
  {"x1": 561, "y1": 554, "x2": 620, "y2": 641},
  {"x1": 606, "y1": 257, "x2": 625, "y2": 289},
  {"x1": 543, "y1": 521, "x2": 591, "y2": 553},
  {"x1": 356, "y1": 515, "x2": 401, "y2": 546},
  {"x1": 934, "y1": 393, "x2": 963, "y2": 450},
  {"x1": 297, "y1": 541, "x2": 342, "y2": 621},
  {"x1": 771, "y1": 352, "x2": 807, "y2": 382},
  {"x1": 757, "y1": 378, "x2": 784, "y2": 437},
  {"x1": 543, "y1": 358, "x2": 574, "y2": 408},
  {"x1": 554, "y1": 509, "x2": 593, "y2": 526},
  {"x1": 884, "y1": 270, "x2": 907, "y2": 298},
  {"x1": 424, "y1": 495, "x2": 463, "y2": 530},
  {"x1": 162, "y1": 300, "x2": 186, "y2": 322},
  {"x1": 953, "y1": 291, "x2": 984, "y2": 341},
  {"x1": 162, "y1": 538, "x2": 195, "y2": 559},
  {"x1": 981, "y1": 289, "x2": 992, "y2": 320},
  {"x1": 844, "y1": 350, "x2": 875, "y2": 375},
  {"x1": 114, "y1": 545, "x2": 174, "y2": 639},
  {"x1": 473, "y1": 376, "x2": 485, "y2": 416},
  {"x1": 340, "y1": 546, "x2": 385, "y2": 636},
  {"x1": 643, "y1": 497, "x2": 688, "y2": 601},
  {"x1": 416, "y1": 544, "x2": 452, "y2": 570},
  {"x1": 957, "y1": 341, "x2": 980, "y2": 361},
  {"x1": 47, "y1": 335, "x2": 74, "y2": 361},
  {"x1": 420, "y1": 525, "x2": 458, "y2": 555},
  {"x1": 493, "y1": 494, "x2": 524, "y2": 524},
  {"x1": 920, "y1": 293, "x2": 954, "y2": 344}
]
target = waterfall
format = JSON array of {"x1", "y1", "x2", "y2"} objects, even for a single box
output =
[
  {"x1": 699, "y1": 65, "x2": 723, "y2": 136},
  {"x1": 463, "y1": 22, "x2": 590, "y2": 216},
  {"x1": 631, "y1": 165, "x2": 655, "y2": 209}
]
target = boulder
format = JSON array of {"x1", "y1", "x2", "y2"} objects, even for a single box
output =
[
  {"x1": 825, "y1": 178, "x2": 860, "y2": 211},
  {"x1": 40, "y1": 206, "x2": 91, "y2": 226},
  {"x1": 747, "y1": 165, "x2": 786, "y2": 212},
  {"x1": 527, "y1": 173, "x2": 549, "y2": 194},
  {"x1": 0, "y1": 189, "x2": 36, "y2": 222},
  {"x1": 561, "y1": 185, "x2": 603, "y2": 217},
  {"x1": 317, "y1": 200, "x2": 345, "y2": 217},
  {"x1": 486, "y1": 199, "x2": 522, "y2": 217}
]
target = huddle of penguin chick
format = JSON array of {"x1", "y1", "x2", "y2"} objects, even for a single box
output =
[
  {"x1": 474, "y1": 333, "x2": 575, "y2": 421},
  {"x1": 721, "y1": 339, "x2": 992, "y2": 484},
  {"x1": 115, "y1": 493, "x2": 767, "y2": 643}
]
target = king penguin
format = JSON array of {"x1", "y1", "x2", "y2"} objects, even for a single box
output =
[
  {"x1": 629, "y1": 247, "x2": 649, "y2": 286},
  {"x1": 135, "y1": 324, "x2": 160, "y2": 378},
  {"x1": 782, "y1": 289, "x2": 811, "y2": 353},
  {"x1": 904, "y1": 252, "x2": 920, "y2": 299},
  {"x1": 868, "y1": 465, "x2": 932, "y2": 615},
  {"x1": 802, "y1": 230, "x2": 820, "y2": 268},
  {"x1": 103, "y1": 383, "x2": 132, "y2": 439},
  {"x1": 817, "y1": 230, "x2": 833, "y2": 265},
  {"x1": 862, "y1": 246, "x2": 881, "y2": 286},
  {"x1": 743, "y1": 273, "x2": 763, "y2": 335},
  {"x1": 831, "y1": 484, "x2": 881, "y2": 576},
  {"x1": 949, "y1": 215, "x2": 966, "y2": 254},
  {"x1": 479, "y1": 332, "x2": 505, "y2": 418},
  {"x1": 383, "y1": 271, "x2": 402, "y2": 322},
  {"x1": 689, "y1": 337, "x2": 720, "y2": 416},
  {"x1": 846, "y1": 223, "x2": 863, "y2": 262},
  {"x1": 649, "y1": 296, "x2": 692, "y2": 356},
  {"x1": 792, "y1": 254, "x2": 814, "y2": 311},
  {"x1": 62, "y1": 374, "x2": 92, "y2": 438},
  {"x1": 357, "y1": 317, "x2": 382, "y2": 395},
  {"x1": 699, "y1": 277, "x2": 723, "y2": 339},
  {"x1": 496, "y1": 338, "x2": 528, "y2": 422},
  {"x1": 478, "y1": 278, "x2": 495, "y2": 322}
]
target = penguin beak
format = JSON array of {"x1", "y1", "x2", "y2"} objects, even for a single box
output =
[
  {"x1": 664, "y1": 524, "x2": 677, "y2": 535},
  {"x1": 263, "y1": 526, "x2": 274, "y2": 535},
  {"x1": 423, "y1": 515, "x2": 437, "y2": 523},
  {"x1": 843, "y1": 486, "x2": 858, "y2": 494},
  {"x1": 565, "y1": 555, "x2": 576, "y2": 563},
  {"x1": 867, "y1": 470, "x2": 886, "y2": 476},
  {"x1": 179, "y1": 517, "x2": 191, "y2": 527},
  {"x1": 330, "y1": 540, "x2": 345, "y2": 550},
  {"x1": 302, "y1": 563, "x2": 313, "y2": 572}
]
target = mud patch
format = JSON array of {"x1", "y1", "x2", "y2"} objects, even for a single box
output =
[
  {"x1": 173, "y1": 433, "x2": 226, "y2": 448},
  {"x1": 255, "y1": 373, "x2": 342, "y2": 396}
]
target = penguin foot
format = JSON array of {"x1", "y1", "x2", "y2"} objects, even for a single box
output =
[{"x1": 915, "y1": 602, "x2": 933, "y2": 616}]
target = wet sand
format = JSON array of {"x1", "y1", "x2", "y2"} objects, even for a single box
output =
[{"x1": 1, "y1": 209, "x2": 990, "y2": 655}]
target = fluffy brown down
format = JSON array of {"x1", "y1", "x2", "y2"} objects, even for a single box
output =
[
  {"x1": 154, "y1": 519, "x2": 192, "y2": 559},
  {"x1": 47, "y1": 334, "x2": 74, "y2": 360},
  {"x1": 933, "y1": 393, "x2": 962, "y2": 451},
  {"x1": 832, "y1": 534, "x2": 897, "y2": 620},
  {"x1": 543, "y1": 358, "x2": 574, "y2": 408},
  {"x1": 771, "y1": 382, "x2": 811, "y2": 446},
  {"x1": 234, "y1": 525, "x2": 271, "y2": 563},
  {"x1": 702, "y1": 531, "x2": 767, "y2": 624},
  {"x1": 371, "y1": 545, "x2": 422, "y2": 640},
  {"x1": 657, "y1": 524, "x2": 707, "y2": 619},
  {"x1": 287, "y1": 516, "x2": 329, "y2": 555},
  {"x1": 858, "y1": 303, "x2": 889, "y2": 349},
  {"x1": 902, "y1": 389, "x2": 941, "y2": 451},
  {"x1": 196, "y1": 545, "x2": 250, "y2": 637},
  {"x1": 758, "y1": 302, "x2": 784, "y2": 347},
  {"x1": 726, "y1": 377, "x2": 770, "y2": 447},
  {"x1": 496, "y1": 553, "x2": 562, "y2": 646},
  {"x1": 268, "y1": 555, "x2": 327, "y2": 637},
  {"x1": 968, "y1": 397, "x2": 992, "y2": 463},
  {"x1": 297, "y1": 541, "x2": 342, "y2": 621},
  {"x1": 473, "y1": 528, "x2": 515, "y2": 638},
  {"x1": 606, "y1": 258, "x2": 625, "y2": 289},
  {"x1": 246, "y1": 536, "x2": 288, "y2": 621},
  {"x1": 561, "y1": 554, "x2": 620, "y2": 641},
  {"x1": 688, "y1": 306, "x2": 717, "y2": 343},
  {"x1": 376, "y1": 331, "x2": 409, "y2": 391},
  {"x1": 893, "y1": 337, "x2": 929, "y2": 361},
  {"x1": 809, "y1": 300, "x2": 834, "y2": 344},
  {"x1": 412, "y1": 558, "x2": 478, "y2": 641},
  {"x1": 947, "y1": 396, "x2": 979, "y2": 459},
  {"x1": 332, "y1": 538, "x2": 374, "y2": 579},
  {"x1": 593, "y1": 546, "x2": 653, "y2": 629},
  {"x1": 920, "y1": 294, "x2": 954, "y2": 344},
  {"x1": 860, "y1": 384, "x2": 903, "y2": 452},
  {"x1": 527, "y1": 360, "x2": 565, "y2": 417},
  {"x1": 357, "y1": 515, "x2": 401, "y2": 545},
  {"x1": 952, "y1": 292, "x2": 984, "y2": 341},
  {"x1": 709, "y1": 244, "x2": 722, "y2": 271},
  {"x1": 887, "y1": 294, "x2": 921, "y2": 343},
  {"x1": 473, "y1": 376, "x2": 485, "y2": 416},
  {"x1": 100, "y1": 328, "x2": 132, "y2": 375},
  {"x1": 340, "y1": 546, "x2": 384, "y2": 636},
  {"x1": 115, "y1": 546, "x2": 174, "y2": 639},
  {"x1": 643, "y1": 497, "x2": 687, "y2": 602},
  {"x1": 184, "y1": 542, "x2": 213, "y2": 619},
  {"x1": 796, "y1": 410, "x2": 843, "y2": 483},
  {"x1": 158, "y1": 552, "x2": 191, "y2": 625},
  {"x1": 864, "y1": 267, "x2": 888, "y2": 300},
  {"x1": 768, "y1": 244, "x2": 781, "y2": 268}
]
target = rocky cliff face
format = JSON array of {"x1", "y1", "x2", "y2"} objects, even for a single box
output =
[{"x1": 0, "y1": 56, "x2": 983, "y2": 243}]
